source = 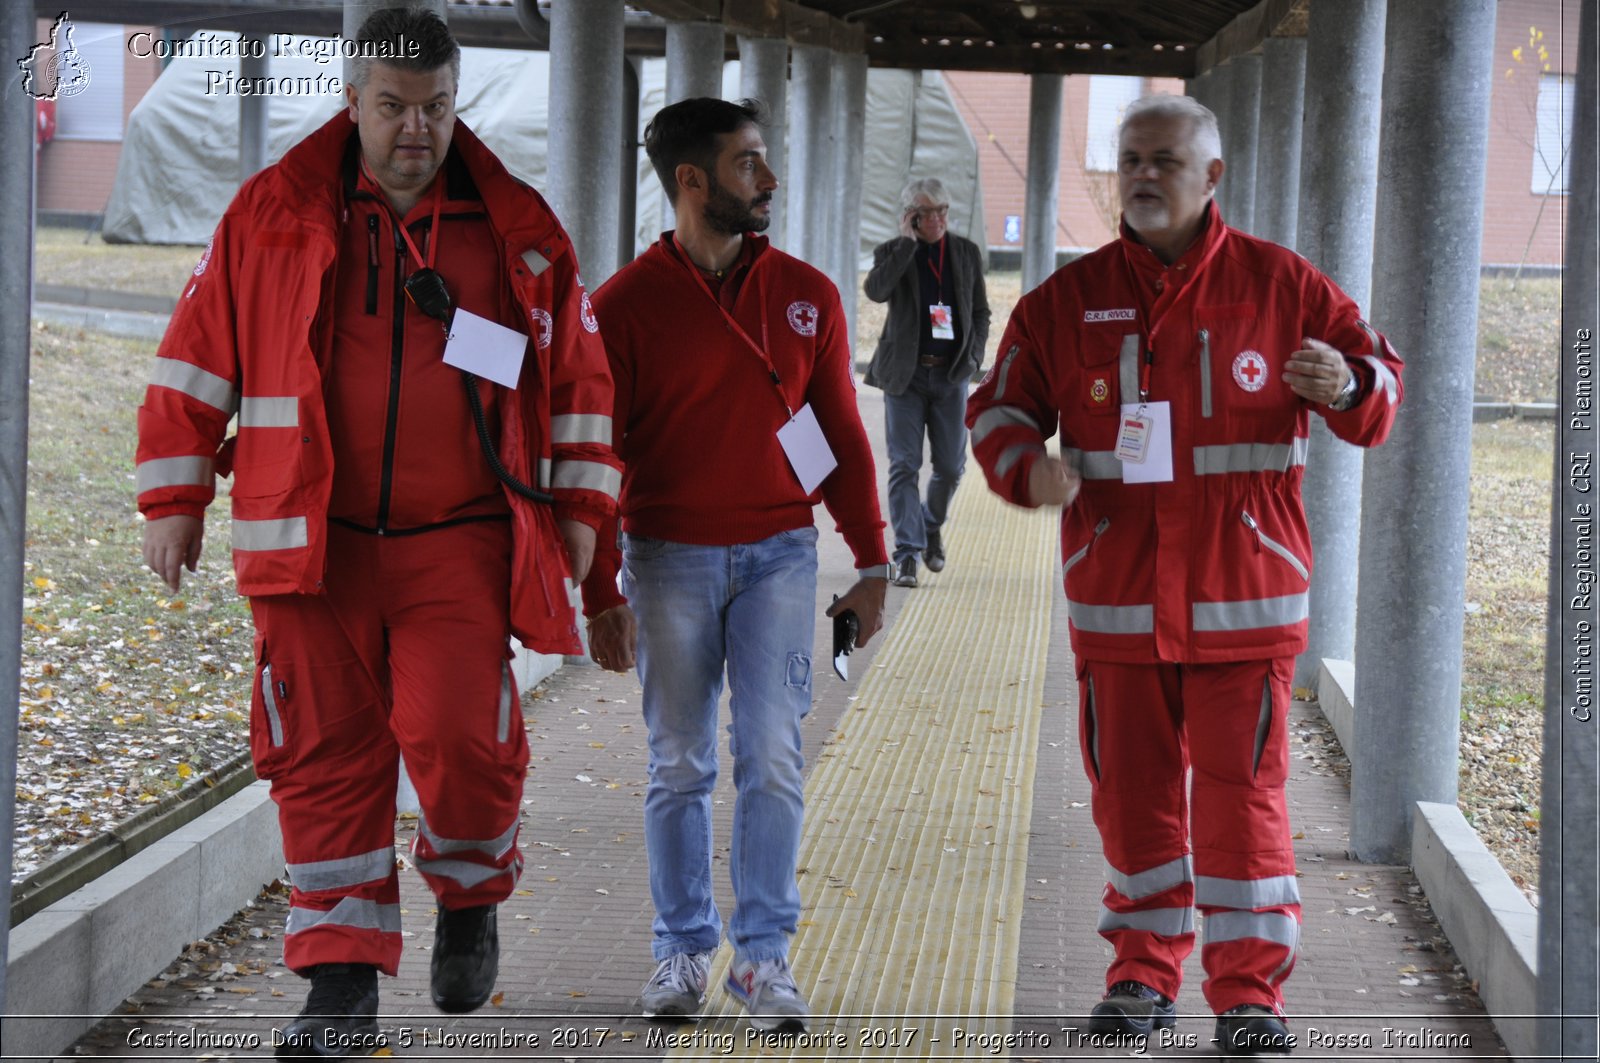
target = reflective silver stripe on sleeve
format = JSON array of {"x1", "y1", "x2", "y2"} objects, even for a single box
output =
[
  {"x1": 151, "y1": 357, "x2": 237, "y2": 413},
  {"x1": 1199, "y1": 329, "x2": 1213, "y2": 418},
  {"x1": 412, "y1": 857, "x2": 511, "y2": 891},
  {"x1": 1195, "y1": 874, "x2": 1302, "y2": 911},
  {"x1": 232, "y1": 516, "x2": 308, "y2": 552},
  {"x1": 136, "y1": 455, "x2": 214, "y2": 493},
  {"x1": 552, "y1": 459, "x2": 622, "y2": 497},
  {"x1": 1118, "y1": 333, "x2": 1140, "y2": 403},
  {"x1": 971, "y1": 405, "x2": 1041, "y2": 446},
  {"x1": 1193, "y1": 438, "x2": 1308, "y2": 476},
  {"x1": 1107, "y1": 855, "x2": 1194, "y2": 901},
  {"x1": 497, "y1": 661, "x2": 513, "y2": 744},
  {"x1": 287, "y1": 847, "x2": 397, "y2": 892},
  {"x1": 239, "y1": 396, "x2": 299, "y2": 428},
  {"x1": 1068, "y1": 600, "x2": 1154, "y2": 634},
  {"x1": 1061, "y1": 448, "x2": 1123, "y2": 481},
  {"x1": 520, "y1": 249, "x2": 552, "y2": 276},
  {"x1": 1202, "y1": 910, "x2": 1300, "y2": 949},
  {"x1": 994, "y1": 442, "x2": 1044, "y2": 479},
  {"x1": 1192, "y1": 593, "x2": 1310, "y2": 632},
  {"x1": 550, "y1": 413, "x2": 613, "y2": 445},
  {"x1": 1097, "y1": 905, "x2": 1195, "y2": 937},
  {"x1": 993, "y1": 344, "x2": 1021, "y2": 400},
  {"x1": 1360, "y1": 353, "x2": 1400, "y2": 405},
  {"x1": 284, "y1": 898, "x2": 403, "y2": 936},
  {"x1": 419, "y1": 812, "x2": 520, "y2": 861}
]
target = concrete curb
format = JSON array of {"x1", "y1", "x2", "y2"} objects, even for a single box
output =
[
  {"x1": 1315, "y1": 659, "x2": 1540, "y2": 1063},
  {"x1": 32, "y1": 300, "x2": 170, "y2": 342},
  {"x1": 3, "y1": 781, "x2": 285, "y2": 1063}
]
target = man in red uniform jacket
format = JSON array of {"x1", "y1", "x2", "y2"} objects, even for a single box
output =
[
  {"x1": 582, "y1": 97, "x2": 890, "y2": 1034},
  {"x1": 135, "y1": 9, "x2": 618, "y2": 1056},
  {"x1": 967, "y1": 95, "x2": 1403, "y2": 1054}
]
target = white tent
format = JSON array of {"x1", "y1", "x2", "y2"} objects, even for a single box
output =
[{"x1": 103, "y1": 37, "x2": 985, "y2": 268}]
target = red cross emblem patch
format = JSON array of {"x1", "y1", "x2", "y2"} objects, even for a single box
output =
[
  {"x1": 1088, "y1": 376, "x2": 1111, "y2": 405},
  {"x1": 1232, "y1": 349, "x2": 1268, "y2": 393}
]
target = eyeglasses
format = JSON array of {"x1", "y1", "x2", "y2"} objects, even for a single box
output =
[{"x1": 913, "y1": 205, "x2": 950, "y2": 217}]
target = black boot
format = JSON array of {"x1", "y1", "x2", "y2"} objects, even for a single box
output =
[
  {"x1": 275, "y1": 963, "x2": 381, "y2": 1059},
  {"x1": 1214, "y1": 1005, "x2": 1295, "y2": 1055},
  {"x1": 431, "y1": 904, "x2": 499, "y2": 1013}
]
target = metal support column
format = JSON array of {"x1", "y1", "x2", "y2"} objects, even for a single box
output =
[
  {"x1": 665, "y1": 19, "x2": 724, "y2": 104},
  {"x1": 832, "y1": 49, "x2": 868, "y2": 352},
  {"x1": 787, "y1": 41, "x2": 834, "y2": 271},
  {"x1": 1295, "y1": 0, "x2": 1387, "y2": 689},
  {"x1": 1351, "y1": 0, "x2": 1497, "y2": 862},
  {"x1": 1022, "y1": 73, "x2": 1062, "y2": 294},
  {"x1": 238, "y1": 35, "x2": 268, "y2": 181},
  {"x1": 1253, "y1": 36, "x2": 1305, "y2": 249},
  {"x1": 548, "y1": 0, "x2": 627, "y2": 287},
  {"x1": 1223, "y1": 52, "x2": 1261, "y2": 233}
]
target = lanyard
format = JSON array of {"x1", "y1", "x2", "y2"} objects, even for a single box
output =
[
  {"x1": 925, "y1": 237, "x2": 946, "y2": 298},
  {"x1": 393, "y1": 178, "x2": 445, "y2": 272},
  {"x1": 1117, "y1": 223, "x2": 1228, "y2": 403},
  {"x1": 671, "y1": 238, "x2": 794, "y2": 419}
]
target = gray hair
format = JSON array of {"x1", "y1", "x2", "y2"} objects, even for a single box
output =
[
  {"x1": 899, "y1": 176, "x2": 949, "y2": 213},
  {"x1": 1120, "y1": 94, "x2": 1222, "y2": 164}
]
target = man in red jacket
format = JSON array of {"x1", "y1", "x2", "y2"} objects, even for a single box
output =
[
  {"x1": 136, "y1": 9, "x2": 618, "y2": 1056},
  {"x1": 582, "y1": 98, "x2": 890, "y2": 1034},
  {"x1": 967, "y1": 95, "x2": 1403, "y2": 1054}
]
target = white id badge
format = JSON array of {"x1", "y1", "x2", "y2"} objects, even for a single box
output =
[
  {"x1": 929, "y1": 303, "x2": 955, "y2": 340},
  {"x1": 1119, "y1": 400, "x2": 1173, "y2": 483},
  {"x1": 776, "y1": 403, "x2": 838, "y2": 494},
  {"x1": 443, "y1": 308, "x2": 527, "y2": 389}
]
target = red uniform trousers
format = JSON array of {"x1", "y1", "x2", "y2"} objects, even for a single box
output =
[
  {"x1": 249, "y1": 521, "x2": 529, "y2": 976},
  {"x1": 1077, "y1": 656, "x2": 1300, "y2": 1015}
]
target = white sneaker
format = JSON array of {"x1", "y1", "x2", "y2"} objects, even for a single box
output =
[
  {"x1": 640, "y1": 951, "x2": 713, "y2": 1019},
  {"x1": 725, "y1": 955, "x2": 809, "y2": 1032}
]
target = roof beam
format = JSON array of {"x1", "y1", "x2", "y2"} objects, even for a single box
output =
[
  {"x1": 626, "y1": 0, "x2": 722, "y2": 21},
  {"x1": 867, "y1": 40, "x2": 1194, "y2": 77}
]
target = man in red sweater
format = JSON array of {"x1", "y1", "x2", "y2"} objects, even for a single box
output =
[{"x1": 582, "y1": 97, "x2": 890, "y2": 1033}]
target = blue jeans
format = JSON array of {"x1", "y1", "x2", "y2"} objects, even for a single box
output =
[
  {"x1": 621, "y1": 527, "x2": 818, "y2": 963},
  {"x1": 885, "y1": 364, "x2": 969, "y2": 561}
]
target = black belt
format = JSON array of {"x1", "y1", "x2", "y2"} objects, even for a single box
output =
[{"x1": 918, "y1": 356, "x2": 948, "y2": 367}]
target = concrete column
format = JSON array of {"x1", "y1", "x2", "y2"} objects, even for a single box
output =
[
  {"x1": 342, "y1": 0, "x2": 444, "y2": 84},
  {"x1": 1294, "y1": 0, "x2": 1387, "y2": 689},
  {"x1": 1022, "y1": 73, "x2": 1063, "y2": 294},
  {"x1": 665, "y1": 19, "x2": 724, "y2": 104},
  {"x1": 738, "y1": 34, "x2": 788, "y2": 250},
  {"x1": 1540, "y1": 1, "x2": 1598, "y2": 1056},
  {"x1": 831, "y1": 50, "x2": 869, "y2": 352},
  {"x1": 238, "y1": 35, "x2": 268, "y2": 180},
  {"x1": 619, "y1": 57, "x2": 640, "y2": 266},
  {"x1": 548, "y1": 0, "x2": 627, "y2": 287},
  {"x1": 1350, "y1": 0, "x2": 1496, "y2": 863},
  {"x1": 1188, "y1": 67, "x2": 1213, "y2": 112},
  {"x1": 1208, "y1": 61, "x2": 1237, "y2": 217},
  {"x1": 1222, "y1": 52, "x2": 1261, "y2": 233},
  {"x1": 1253, "y1": 37, "x2": 1305, "y2": 249},
  {"x1": 787, "y1": 41, "x2": 834, "y2": 271}
]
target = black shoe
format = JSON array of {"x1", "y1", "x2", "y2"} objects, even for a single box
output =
[
  {"x1": 431, "y1": 904, "x2": 499, "y2": 1013},
  {"x1": 893, "y1": 556, "x2": 918, "y2": 588},
  {"x1": 1214, "y1": 1005, "x2": 1294, "y2": 1055},
  {"x1": 275, "y1": 963, "x2": 381, "y2": 1059},
  {"x1": 1088, "y1": 980, "x2": 1177, "y2": 1037},
  {"x1": 923, "y1": 528, "x2": 945, "y2": 573}
]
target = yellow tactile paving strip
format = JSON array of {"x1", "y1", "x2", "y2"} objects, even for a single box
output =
[{"x1": 671, "y1": 478, "x2": 1062, "y2": 1060}]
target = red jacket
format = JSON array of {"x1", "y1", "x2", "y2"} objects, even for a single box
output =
[
  {"x1": 967, "y1": 207, "x2": 1403, "y2": 664},
  {"x1": 136, "y1": 114, "x2": 619, "y2": 654},
  {"x1": 581, "y1": 233, "x2": 888, "y2": 616}
]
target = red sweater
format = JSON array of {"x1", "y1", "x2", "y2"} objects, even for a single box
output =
[{"x1": 581, "y1": 233, "x2": 887, "y2": 616}]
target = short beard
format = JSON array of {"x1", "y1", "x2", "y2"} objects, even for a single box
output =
[
  {"x1": 703, "y1": 172, "x2": 771, "y2": 236},
  {"x1": 1123, "y1": 201, "x2": 1170, "y2": 234}
]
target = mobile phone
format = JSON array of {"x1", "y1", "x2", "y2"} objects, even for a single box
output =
[
  {"x1": 831, "y1": 598, "x2": 859, "y2": 681},
  {"x1": 911, "y1": 213, "x2": 920, "y2": 231}
]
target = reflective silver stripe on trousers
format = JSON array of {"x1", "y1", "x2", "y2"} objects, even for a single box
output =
[
  {"x1": 971, "y1": 405, "x2": 1040, "y2": 446},
  {"x1": 232, "y1": 516, "x2": 308, "y2": 552},
  {"x1": 1192, "y1": 593, "x2": 1309, "y2": 632},
  {"x1": 287, "y1": 847, "x2": 397, "y2": 892},
  {"x1": 1068, "y1": 600, "x2": 1154, "y2": 634},
  {"x1": 239, "y1": 396, "x2": 299, "y2": 428},
  {"x1": 994, "y1": 442, "x2": 1043, "y2": 479},
  {"x1": 550, "y1": 413, "x2": 613, "y2": 445},
  {"x1": 150, "y1": 357, "x2": 237, "y2": 413},
  {"x1": 1199, "y1": 329, "x2": 1213, "y2": 417},
  {"x1": 1193, "y1": 438, "x2": 1309, "y2": 475},
  {"x1": 412, "y1": 857, "x2": 511, "y2": 891},
  {"x1": 1107, "y1": 854, "x2": 1194, "y2": 901},
  {"x1": 1060, "y1": 448, "x2": 1123, "y2": 480},
  {"x1": 1118, "y1": 334, "x2": 1140, "y2": 402},
  {"x1": 284, "y1": 897, "x2": 403, "y2": 936},
  {"x1": 136, "y1": 455, "x2": 214, "y2": 493},
  {"x1": 419, "y1": 812, "x2": 520, "y2": 861},
  {"x1": 552, "y1": 459, "x2": 621, "y2": 498},
  {"x1": 520, "y1": 248, "x2": 552, "y2": 276},
  {"x1": 993, "y1": 344, "x2": 1021, "y2": 400},
  {"x1": 1202, "y1": 909, "x2": 1300, "y2": 950},
  {"x1": 497, "y1": 661, "x2": 513, "y2": 744},
  {"x1": 1195, "y1": 874, "x2": 1301, "y2": 910},
  {"x1": 1360, "y1": 352, "x2": 1401, "y2": 405},
  {"x1": 1098, "y1": 905, "x2": 1195, "y2": 936}
]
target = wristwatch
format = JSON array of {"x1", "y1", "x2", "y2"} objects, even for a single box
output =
[
  {"x1": 1329, "y1": 372, "x2": 1360, "y2": 411},
  {"x1": 857, "y1": 564, "x2": 894, "y2": 581}
]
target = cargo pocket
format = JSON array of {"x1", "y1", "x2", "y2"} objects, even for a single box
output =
[{"x1": 249, "y1": 638, "x2": 293, "y2": 779}]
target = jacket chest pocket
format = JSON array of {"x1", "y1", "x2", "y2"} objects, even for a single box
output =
[
  {"x1": 1195, "y1": 308, "x2": 1281, "y2": 420},
  {"x1": 1077, "y1": 331, "x2": 1140, "y2": 418}
]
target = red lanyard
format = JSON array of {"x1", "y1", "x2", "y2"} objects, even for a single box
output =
[
  {"x1": 925, "y1": 237, "x2": 946, "y2": 298},
  {"x1": 671, "y1": 238, "x2": 794, "y2": 419},
  {"x1": 1118, "y1": 225, "x2": 1227, "y2": 402},
  {"x1": 393, "y1": 178, "x2": 445, "y2": 272}
]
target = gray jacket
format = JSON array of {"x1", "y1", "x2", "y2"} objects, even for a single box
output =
[{"x1": 861, "y1": 233, "x2": 991, "y2": 396}]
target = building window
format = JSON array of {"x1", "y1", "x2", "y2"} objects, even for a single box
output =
[
  {"x1": 1085, "y1": 75, "x2": 1144, "y2": 172},
  {"x1": 54, "y1": 21, "x2": 125, "y2": 142},
  {"x1": 1532, "y1": 73, "x2": 1573, "y2": 195}
]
